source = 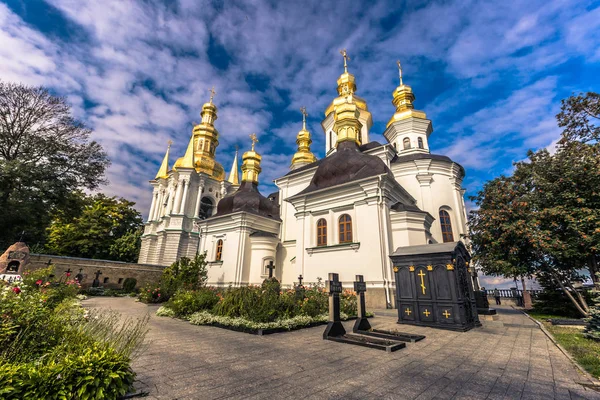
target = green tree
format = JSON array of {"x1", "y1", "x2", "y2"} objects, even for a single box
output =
[
  {"x1": 46, "y1": 193, "x2": 143, "y2": 261},
  {"x1": 469, "y1": 92, "x2": 600, "y2": 317},
  {"x1": 0, "y1": 81, "x2": 109, "y2": 249}
]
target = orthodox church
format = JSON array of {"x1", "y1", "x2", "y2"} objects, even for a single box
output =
[{"x1": 138, "y1": 53, "x2": 468, "y2": 308}]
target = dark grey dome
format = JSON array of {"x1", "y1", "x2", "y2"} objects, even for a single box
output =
[
  {"x1": 214, "y1": 181, "x2": 280, "y2": 220},
  {"x1": 297, "y1": 141, "x2": 394, "y2": 195}
]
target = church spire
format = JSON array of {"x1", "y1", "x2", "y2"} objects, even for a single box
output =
[
  {"x1": 386, "y1": 60, "x2": 426, "y2": 128},
  {"x1": 227, "y1": 147, "x2": 240, "y2": 185},
  {"x1": 290, "y1": 107, "x2": 317, "y2": 169},
  {"x1": 174, "y1": 86, "x2": 225, "y2": 179},
  {"x1": 155, "y1": 140, "x2": 171, "y2": 180},
  {"x1": 241, "y1": 134, "x2": 262, "y2": 184}
]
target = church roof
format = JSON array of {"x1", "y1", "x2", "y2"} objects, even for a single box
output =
[
  {"x1": 390, "y1": 202, "x2": 424, "y2": 212},
  {"x1": 295, "y1": 141, "x2": 394, "y2": 196},
  {"x1": 390, "y1": 241, "x2": 462, "y2": 256},
  {"x1": 213, "y1": 181, "x2": 280, "y2": 220},
  {"x1": 282, "y1": 141, "x2": 385, "y2": 178}
]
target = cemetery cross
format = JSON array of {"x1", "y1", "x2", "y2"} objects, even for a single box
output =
[
  {"x1": 323, "y1": 272, "x2": 346, "y2": 339},
  {"x1": 266, "y1": 261, "x2": 275, "y2": 279},
  {"x1": 352, "y1": 275, "x2": 372, "y2": 332}
]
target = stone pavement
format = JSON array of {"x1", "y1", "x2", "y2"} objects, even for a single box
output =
[{"x1": 84, "y1": 297, "x2": 600, "y2": 400}]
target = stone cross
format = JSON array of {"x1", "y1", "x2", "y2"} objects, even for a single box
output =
[
  {"x1": 323, "y1": 272, "x2": 346, "y2": 338},
  {"x1": 266, "y1": 260, "x2": 275, "y2": 279},
  {"x1": 92, "y1": 269, "x2": 102, "y2": 288},
  {"x1": 352, "y1": 275, "x2": 371, "y2": 332}
]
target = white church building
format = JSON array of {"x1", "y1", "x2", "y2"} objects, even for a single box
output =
[{"x1": 138, "y1": 58, "x2": 468, "y2": 308}]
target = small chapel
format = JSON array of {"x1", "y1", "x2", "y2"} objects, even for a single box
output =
[{"x1": 138, "y1": 53, "x2": 469, "y2": 308}]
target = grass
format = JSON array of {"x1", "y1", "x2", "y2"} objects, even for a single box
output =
[{"x1": 526, "y1": 311, "x2": 600, "y2": 379}]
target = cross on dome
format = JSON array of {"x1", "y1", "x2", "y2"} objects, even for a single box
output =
[
  {"x1": 340, "y1": 49, "x2": 350, "y2": 73},
  {"x1": 249, "y1": 133, "x2": 258, "y2": 151},
  {"x1": 397, "y1": 60, "x2": 403, "y2": 85},
  {"x1": 208, "y1": 86, "x2": 216, "y2": 104},
  {"x1": 300, "y1": 106, "x2": 308, "y2": 129}
]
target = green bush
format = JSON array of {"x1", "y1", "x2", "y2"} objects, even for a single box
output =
[
  {"x1": 0, "y1": 343, "x2": 135, "y2": 400},
  {"x1": 533, "y1": 289, "x2": 594, "y2": 318},
  {"x1": 167, "y1": 288, "x2": 220, "y2": 317},
  {"x1": 138, "y1": 253, "x2": 208, "y2": 303},
  {"x1": 122, "y1": 277, "x2": 137, "y2": 292}
]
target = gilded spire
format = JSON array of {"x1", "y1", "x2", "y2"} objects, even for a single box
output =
[
  {"x1": 174, "y1": 86, "x2": 225, "y2": 179},
  {"x1": 227, "y1": 147, "x2": 240, "y2": 185},
  {"x1": 242, "y1": 134, "x2": 262, "y2": 184},
  {"x1": 386, "y1": 60, "x2": 426, "y2": 128},
  {"x1": 177, "y1": 134, "x2": 195, "y2": 169},
  {"x1": 324, "y1": 49, "x2": 368, "y2": 117},
  {"x1": 291, "y1": 107, "x2": 317, "y2": 169},
  {"x1": 155, "y1": 140, "x2": 172, "y2": 179}
]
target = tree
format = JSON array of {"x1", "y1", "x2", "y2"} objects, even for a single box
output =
[
  {"x1": 468, "y1": 92, "x2": 600, "y2": 317},
  {"x1": 556, "y1": 92, "x2": 599, "y2": 144},
  {"x1": 0, "y1": 81, "x2": 110, "y2": 249},
  {"x1": 45, "y1": 193, "x2": 143, "y2": 261}
]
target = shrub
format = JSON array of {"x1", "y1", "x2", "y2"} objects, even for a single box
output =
[
  {"x1": 167, "y1": 288, "x2": 220, "y2": 317},
  {"x1": 138, "y1": 253, "x2": 208, "y2": 303},
  {"x1": 0, "y1": 343, "x2": 135, "y2": 400},
  {"x1": 155, "y1": 306, "x2": 176, "y2": 317},
  {"x1": 122, "y1": 277, "x2": 137, "y2": 292},
  {"x1": 533, "y1": 289, "x2": 594, "y2": 318},
  {"x1": 341, "y1": 289, "x2": 357, "y2": 316}
]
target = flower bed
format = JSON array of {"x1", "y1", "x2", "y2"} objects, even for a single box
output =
[{"x1": 0, "y1": 267, "x2": 147, "y2": 399}]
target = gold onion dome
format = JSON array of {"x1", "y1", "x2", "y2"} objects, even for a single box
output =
[
  {"x1": 290, "y1": 107, "x2": 317, "y2": 168},
  {"x1": 386, "y1": 60, "x2": 427, "y2": 128},
  {"x1": 174, "y1": 87, "x2": 225, "y2": 180},
  {"x1": 241, "y1": 133, "x2": 262, "y2": 184},
  {"x1": 324, "y1": 49, "x2": 368, "y2": 117}
]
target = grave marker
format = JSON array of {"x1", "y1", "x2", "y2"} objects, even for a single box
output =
[
  {"x1": 323, "y1": 272, "x2": 346, "y2": 338},
  {"x1": 266, "y1": 261, "x2": 275, "y2": 279},
  {"x1": 352, "y1": 275, "x2": 371, "y2": 332},
  {"x1": 92, "y1": 270, "x2": 102, "y2": 288}
]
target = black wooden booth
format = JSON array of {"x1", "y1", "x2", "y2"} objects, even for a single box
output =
[{"x1": 390, "y1": 242, "x2": 481, "y2": 332}]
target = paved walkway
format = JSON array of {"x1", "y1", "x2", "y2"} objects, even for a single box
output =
[{"x1": 84, "y1": 297, "x2": 600, "y2": 400}]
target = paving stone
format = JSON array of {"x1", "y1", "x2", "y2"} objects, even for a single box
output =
[{"x1": 83, "y1": 298, "x2": 600, "y2": 400}]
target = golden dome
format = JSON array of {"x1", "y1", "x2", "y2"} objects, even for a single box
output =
[
  {"x1": 291, "y1": 107, "x2": 317, "y2": 168},
  {"x1": 324, "y1": 50, "x2": 369, "y2": 117}
]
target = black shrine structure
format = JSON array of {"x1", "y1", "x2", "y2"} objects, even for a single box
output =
[{"x1": 390, "y1": 242, "x2": 481, "y2": 332}]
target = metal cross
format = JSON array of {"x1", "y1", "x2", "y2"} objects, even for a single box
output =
[
  {"x1": 423, "y1": 309, "x2": 431, "y2": 317},
  {"x1": 300, "y1": 106, "x2": 308, "y2": 130},
  {"x1": 208, "y1": 86, "x2": 216, "y2": 104},
  {"x1": 418, "y1": 270, "x2": 427, "y2": 295},
  {"x1": 266, "y1": 260, "x2": 275, "y2": 278},
  {"x1": 405, "y1": 308, "x2": 412, "y2": 315},
  {"x1": 443, "y1": 310, "x2": 451, "y2": 319},
  {"x1": 167, "y1": 139, "x2": 173, "y2": 148},
  {"x1": 298, "y1": 274, "x2": 303, "y2": 286},
  {"x1": 94, "y1": 270, "x2": 102, "y2": 279},
  {"x1": 249, "y1": 133, "x2": 258, "y2": 151},
  {"x1": 397, "y1": 60, "x2": 403, "y2": 85},
  {"x1": 65, "y1": 268, "x2": 72, "y2": 277},
  {"x1": 339, "y1": 49, "x2": 350, "y2": 72}
]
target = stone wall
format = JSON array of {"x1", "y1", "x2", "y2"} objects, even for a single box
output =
[{"x1": 27, "y1": 254, "x2": 165, "y2": 290}]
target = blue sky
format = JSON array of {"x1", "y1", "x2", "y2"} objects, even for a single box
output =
[{"x1": 2, "y1": 0, "x2": 599, "y2": 227}]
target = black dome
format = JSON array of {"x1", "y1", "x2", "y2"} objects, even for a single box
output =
[
  {"x1": 214, "y1": 181, "x2": 280, "y2": 220},
  {"x1": 298, "y1": 141, "x2": 394, "y2": 195}
]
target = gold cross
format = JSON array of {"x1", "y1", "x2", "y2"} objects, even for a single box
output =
[
  {"x1": 249, "y1": 133, "x2": 258, "y2": 151},
  {"x1": 405, "y1": 308, "x2": 412, "y2": 315},
  {"x1": 208, "y1": 86, "x2": 216, "y2": 104},
  {"x1": 167, "y1": 139, "x2": 173, "y2": 148},
  {"x1": 423, "y1": 309, "x2": 430, "y2": 317},
  {"x1": 300, "y1": 106, "x2": 308, "y2": 130},
  {"x1": 417, "y1": 270, "x2": 426, "y2": 295},
  {"x1": 340, "y1": 49, "x2": 350, "y2": 72},
  {"x1": 397, "y1": 60, "x2": 403, "y2": 85},
  {"x1": 443, "y1": 310, "x2": 451, "y2": 319}
]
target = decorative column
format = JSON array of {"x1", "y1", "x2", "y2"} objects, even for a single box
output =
[
  {"x1": 173, "y1": 180, "x2": 184, "y2": 215},
  {"x1": 179, "y1": 177, "x2": 190, "y2": 215},
  {"x1": 166, "y1": 182, "x2": 176, "y2": 215},
  {"x1": 156, "y1": 187, "x2": 165, "y2": 219},
  {"x1": 193, "y1": 178, "x2": 205, "y2": 218},
  {"x1": 148, "y1": 189, "x2": 158, "y2": 222},
  {"x1": 220, "y1": 181, "x2": 227, "y2": 197}
]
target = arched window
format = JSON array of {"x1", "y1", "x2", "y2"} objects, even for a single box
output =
[
  {"x1": 339, "y1": 214, "x2": 353, "y2": 243},
  {"x1": 215, "y1": 239, "x2": 223, "y2": 261},
  {"x1": 198, "y1": 197, "x2": 214, "y2": 219},
  {"x1": 439, "y1": 210, "x2": 454, "y2": 243},
  {"x1": 418, "y1": 137, "x2": 424, "y2": 149},
  {"x1": 403, "y1": 137, "x2": 411, "y2": 149},
  {"x1": 317, "y1": 219, "x2": 327, "y2": 246}
]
